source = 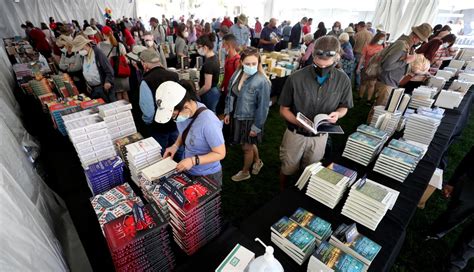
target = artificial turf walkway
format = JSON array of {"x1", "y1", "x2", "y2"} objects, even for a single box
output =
[{"x1": 219, "y1": 93, "x2": 474, "y2": 271}]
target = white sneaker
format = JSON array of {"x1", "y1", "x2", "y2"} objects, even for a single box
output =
[
  {"x1": 231, "y1": 171, "x2": 251, "y2": 182},
  {"x1": 252, "y1": 160, "x2": 264, "y2": 175}
]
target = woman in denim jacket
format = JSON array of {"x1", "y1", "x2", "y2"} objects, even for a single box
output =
[{"x1": 224, "y1": 47, "x2": 271, "y2": 182}]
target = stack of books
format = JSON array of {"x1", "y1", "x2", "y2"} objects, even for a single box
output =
[
  {"x1": 342, "y1": 125, "x2": 388, "y2": 166},
  {"x1": 408, "y1": 87, "x2": 436, "y2": 109},
  {"x1": 341, "y1": 178, "x2": 399, "y2": 230},
  {"x1": 113, "y1": 133, "x2": 144, "y2": 168},
  {"x1": 126, "y1": 138, "x2": 162, "y2": 184},
  {"x1": 48, "y1": 101, "x2": 80, "y2": 134},
  {"x1": 435, "y1": 90, "x2": 464, "y2": 109},
  {"x1": 103, "y1": 203, "x2": 175, "y2": 272},
  {"x1": 449, "y1": 80, "x2": 472, "y2": 94},
  {"x1": 140, "y1": 180, "x2": 173, "y2": 222},
  {"x1": 271, "y1": 216, "x2": 317, "y2": 265},
  {"x1": 51, "y1": 73, "x2": 80, "y2": 98},
  {"x1": 385, "y1": 88, "x2": 410, "y2": 113},
  {"x1": 329, "y1": 223, "x2": 381, "y2": 267},
  {"x1": 427, "y1": 76, "x2": 446, "y2": 91},
  {"x1": 305, "y1": 164, "x2": 357, "y2": 209},
  {"x1": 307, "y1": 241, "x2": 367, "y2": 272},
  {"x1": 403, "y1": 109, "x2": 443, "y2": 145},
  {"x1": 435, "y1": 69, "x2": 454, "y2": 81},
  {"x1": 98, "y1": 100, "x2": 137, "y2": 141},
  {"x1": 84, "y1": 156, "x2": 125, "y2": 195},
  {"x1": 290, "y1": 208, "x2": 332, "y2": 246},
  {"x1": 163, "y1": 174, "x2": 222, "y2": 255},
  {"x1": 64, "y1": 114, "x2": 116, "y2": 168},
  {"x1": 373, "y1": 147, "x2": 418, "y2": 182},
  {"x1": 90, "y1": 183, "x2": 144, "y2": 230},
  {"x1": 459, "y1": 72, "x2": 474, "y2": 83},
  {"x1": 370, "y1": 106, "x2": 402, "y2": 136}
]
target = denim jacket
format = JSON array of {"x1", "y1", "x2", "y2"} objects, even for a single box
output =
[{"x1": 224, "y1": 70, "x2": 271, "y2": 133}]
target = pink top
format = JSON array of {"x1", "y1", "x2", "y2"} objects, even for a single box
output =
[{"x1": 361, "y1": 44, "x2": 383, "y2": 66}]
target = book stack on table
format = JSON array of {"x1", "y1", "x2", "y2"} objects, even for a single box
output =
[
  {"x1": 98, "y1": 100, "x2": 137, "y2": 141},
  {"x1": 64, "y1": 113, "x2": 116, "y2": 168},
  {"x1": 163, "y1": 174, "x2": 222, "y2": 255},
  {"x1": 408, "y1": 87, "x2": 436, "y2": 109},
  {"x1": 370, "y1": 106, "x2": 402, "y2": 137},
  {"x1": 403, "y1": 107, "x2": 443, "y2": 145},
  {"x1": 289, "y1": 208, "x2": 332, "y2": 246},
  {"x1": 103, "y1": 203, "x2": 175, "y2": 272},
  {"x1": 125, "y1": 137, "x2": 162, "y2": 185},
  {"x1": 302, "y1": 163, "x2": 357, "y2": 209},
  {"x1": 341, "y1": 178, "x2": 399, "y2": 231},
  {"x1": 113, "y1": 133, "x2": 144, "y2": 168},
  {"x1": 307, "y1": 241, "x2": 367, "y2": 272},
  {"x1": 84, "y1": 156, "x2": 125, "y2": 195},
  {"x1": 342, "y1": 125, "x2": 388, "y2": 166},
  {"x1": 90, "y1": 183, "x2": 144, "y2": 231},
  {"x1": 373, "y1": 139, "x2": 427, "y2": 182},
  {"x1": 329, "y1": 223, "x2": 382, "y2": 267},
  {"x1": 48, "y1": 101, "x2": 80, "y2": 134}
]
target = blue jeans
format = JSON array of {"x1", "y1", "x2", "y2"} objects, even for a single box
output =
[
  {"x1": 354, "y1": 53, "x2": 362, "y2": 89},
  {"x1": 200, "y1": 87, "x2": 220, "y2": 113},
  {"x1": 150, "y1": 129, "x2": 183, "y2": 161},
  {"x1": 90, "y1": 85, "x2": 116, "y2": 103}
]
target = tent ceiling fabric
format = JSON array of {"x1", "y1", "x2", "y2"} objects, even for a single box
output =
[{"x1": 0, "y1": 0, "x2": 137, "y2": 38}]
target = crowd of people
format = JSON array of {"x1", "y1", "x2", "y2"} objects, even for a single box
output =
[{"x1": 19, "y1": 13, "x2": 472, "y2": 271}]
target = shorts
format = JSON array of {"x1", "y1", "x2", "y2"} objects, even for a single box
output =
[{"x1": 279, "y1": 129, "x2": 328, "y2": 175}]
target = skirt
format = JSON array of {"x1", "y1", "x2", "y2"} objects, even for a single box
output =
[
  {"x1": 114, "y1": 77, "x2": 130, "y2": 93},
  {"x1": 230, "y1": 118, "x2": 263, "y2": 145}
]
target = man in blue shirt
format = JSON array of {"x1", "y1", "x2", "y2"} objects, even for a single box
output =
[
  {"x1": 230, "y1": 14, "x2": 250, "y2": 48},
  {"x1": 259, "y1": 18, "x2": 280, "y2": 51},
  {"x1": 138, "y1": 49, "x2": 181, "y2": 157}
]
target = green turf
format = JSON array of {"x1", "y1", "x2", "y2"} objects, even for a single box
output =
[{"x1": 219, "y1": 90, "x2": 474, "y2": 271}]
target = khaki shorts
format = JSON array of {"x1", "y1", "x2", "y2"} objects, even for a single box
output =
[{"x1": 279, "y1": 129, "x2": 328, "y2": 175}]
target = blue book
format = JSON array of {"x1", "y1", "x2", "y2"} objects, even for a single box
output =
[
  {"x1": 311, "y1": 242, "x2": 366, "y2": 272},
  {"x1": 290, "y1": 208, "x2": 332, "y2": 240},
  {"x1": 272, "y1": 216, "x2": 316, "y2": 252}
]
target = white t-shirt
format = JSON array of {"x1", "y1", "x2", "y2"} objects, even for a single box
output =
[{"x1": 82, "y1": 51, "x2": 101, "y2": 86}]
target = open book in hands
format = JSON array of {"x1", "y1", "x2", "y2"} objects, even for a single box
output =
[{"x1": 296, "y1": 112, "x2": 344, "y2": 135}]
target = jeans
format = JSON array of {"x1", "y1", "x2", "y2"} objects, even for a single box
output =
[
  {"x1": 90, "y1": 85, "x2": 116, "y2": 103},
  {"x1": 200, "y1": 87, "x2": 220, "y2": 113},
  {"x1": 354, "y1": 53, "x2": 362, "y2": 89},
  {"x1": 150, "y1": 129, "x2": 183, "y2": 161}
]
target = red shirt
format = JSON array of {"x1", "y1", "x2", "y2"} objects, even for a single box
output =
[
  {"x1": 303, "y1": 25, "x2": 311, "y2": 35},
  {"x1": 221, "y1": 18, "x2": 233, "y2": 28},
  {"x1": 361, "y1": 44, "x2": 383, "y2": 66},
  {"x1": 29, "y1": 28, "x2": 51, "y2": 52},
  {"x1": 123, "y1": 28, "x2": 136, "y2": 47},
  {"x1": 255, "y1": 21, "x2": 262, "y2": 33},
  {"x1": 222, "y1": 53, "x2": 241, "y2": 94}
]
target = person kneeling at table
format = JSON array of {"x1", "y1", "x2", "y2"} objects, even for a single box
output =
[{"x1": 155, "y1": 80, "x2": 226, "y2": 186}]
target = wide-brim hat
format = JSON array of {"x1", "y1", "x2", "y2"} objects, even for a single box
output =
[
  {"x1": 412, "y1": 23, "x2": 432, "y2": 43},
  {"x1": 344, "y1": 27, "x2": 355, "y2": 33},
  {"x1": 237, "y1": 14, "x2": 248, "y2": 25},
  {"x1": 154, "y1": 81, "x2": 186, "y2": 124},
  {"x1": 71, "y1": 35, "x2": 91, "y2": 52},
  {"x1": 56, "y1": 35, "x2": 73, "y2": 47},
  {"x1": 126, "y1": 45, "x2": 147, "y2": 61}
]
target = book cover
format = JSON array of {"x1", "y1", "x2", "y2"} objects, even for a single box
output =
[
  {"x1": 272, "y1": 216, "x2": 316, "y2": 252},
  {"x1": 356, "y1": 124, "x2": 387, "y2": 139},
  {"x1": 290, "y1": 208, "x2": 331, "y2": 239},
  {"x1": 314, "y1": 242, "x2": 366, "y2": 272},
  {"x1": 314, "y1": 168, "x2": 346, "y2": 186},
  {"x1": 380, "y1": 147, "x2": 418, "y2": 166},
  {"x1": 348, "y1": 132, "x2": 382, "y2": 148},
  {"x1": 354, "y1": 180, "x2": 389, "y2": 204},
  {"x1": 388, "y1": 139, "x2": 424, "y2": 158},
  {"x1": 326, "y1": 163, "x2": 357, "y2": 180}
]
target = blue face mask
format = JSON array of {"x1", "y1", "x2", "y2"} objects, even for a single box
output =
[
  {"x1": 174, "y1": 114, "x2": 189, "y2": 123},
  {"x1": 243, "y1": 64, "x2": 258, "y2": 76}
]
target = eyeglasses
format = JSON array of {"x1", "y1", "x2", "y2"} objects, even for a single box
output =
[{"x1": 314, "y1": 50, "x2": 336, "y2": 57}]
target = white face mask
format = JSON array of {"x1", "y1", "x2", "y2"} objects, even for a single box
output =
[
  {"x1": 377, "y1": 40, "x2": 384, "y2": 45},
  {"x1": 146, "y1": 40, "x2": 154, "y2": 47},
  {"x1": 442, "y1": 42, "x2": 449, "y2": 48},
  {"x1": 197, "y1": 47, "x2": 206, "y2": 56},
  {"x1": 183, "y1": 31, "x2": 189, "y2": 38},
  {"x1": 333, "y1": 27, "x2": 340, "y2": 32},
  {"x1": 60, "y1": 47, "x2": 67, "y2": 53},
  {"x1": 78, "y1": 49, "x2": 88, "y2": 56}
]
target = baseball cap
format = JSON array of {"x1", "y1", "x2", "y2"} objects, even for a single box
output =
[
  {"x1": 101, "y1": 25, "x2": 113, "y2": 35},
  {"x1": 154, "y1": 81, "x2": 187, "y2": 124}
]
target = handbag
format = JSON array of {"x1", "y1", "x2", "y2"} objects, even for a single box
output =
[{"x1": 108, "y1": 45, "x2": 131, "y2": 78}]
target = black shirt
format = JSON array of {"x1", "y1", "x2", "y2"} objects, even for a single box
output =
[{"x1": 199, "y1": 55, "x2": 220, "y2": 88}]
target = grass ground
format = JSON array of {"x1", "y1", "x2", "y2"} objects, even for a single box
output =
[{"x1": 219, "y1": 90, "x2": 474, "y2": 271}]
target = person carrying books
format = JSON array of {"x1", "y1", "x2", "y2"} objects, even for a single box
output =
[
  {"x1": 278, "y1": 36, "x2": 353, "y2": 190},
  {"x1": 156, "y1": 81, "x2": 226, "y2": 186},
  {"x1": 224, "y1": 47, "x2": 271, "y2": 182}
]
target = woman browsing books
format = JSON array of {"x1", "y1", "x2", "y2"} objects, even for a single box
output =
[
  {"x1": 224, "y1": 47, "x2": 271, "y2": 182},
  {"x1": 156, "y1": 80, "x2": 226, "y2": 186}
]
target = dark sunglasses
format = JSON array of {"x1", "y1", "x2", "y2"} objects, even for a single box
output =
[{"x1": 314, "y1": 50, "x2": 337, "y2": 57}]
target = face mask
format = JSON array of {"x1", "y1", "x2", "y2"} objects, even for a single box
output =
[
  {"x1": 442, "y1": 42, "x2": 449, "y2": 48},
  {"x1": 197, "y1": 47, "x2": 206, "y2": 56},
  {"x1": 60, "y1": 47, "x2": 67, "y2": 53},
  {"x1": 175, "y1": 114, "x2": 190, "y2": 123},
  {"x1": 313, "y1": 63, "x2": 334, "y2": 77},
  {"x1": 183, "y1": 31, "x2": 189, "y2": 38},
  {"x1": 243, "y1": 64, "x2": 258, "y2": 76},
  {"x1": 78, "y1": 49, "x2": 88, "y2": 56},
  {"x1": 377, "y1": 40, "x2": 384, "y2": 45},
  {"x1": 146, "y1": 40, "x2": 154, "y2": 47},
  {"x1": 333, "y1": 27, "x2": 340, "y2": 32}
]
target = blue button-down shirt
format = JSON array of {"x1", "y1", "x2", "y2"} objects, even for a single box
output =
[
  {"x1": 230, "y1": 24, "x2": 250, "y2": 46},
  {"x1": 139, "y1": 81, "x2": 155, "y2": 124}
]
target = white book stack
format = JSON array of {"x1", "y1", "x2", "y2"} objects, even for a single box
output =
[
  {"x1": 342, "y1": 125, "x2": 388, "y2": 166},
  {"x1": 403, "y1": 113, "x2": 442, "y2": 145},
  {"x1": 370, "y1": 106, "x2": 402, "y2": 136},
  {"x1": 373, "y1": 146, "x2": 419, "y2": 182},
  {"x1": 465, "y1": 61, "x2": 474, "y2": 72},
  {"x1": 140, "y1": 157, "x2": 178, "y2": 184},
  {"x1": 435, "y1": 90, "x2": 464, "y2": 109},
  {"x1": 427, "y1": 76, "x2": 446, "y2": 91},
  {"x1": 443, "y1": 67, "x2": 459, "y2": 76},
  {"x1": 64, "y1": 114, "x2": 116, "y2": 168},
  {"x1": 458, "y1": 72, "x2": 474, "y2": 83},
  {"x1": 408, "y1": 87, "x2": 436, "y2": 109},
  {"x1": 435, "y1": 70, "x2": 454, "y2": 81},
  {"x1": 305, "y1": 166, "x2": 356, "y2": 209},
  {"x1": 341, "y1": 178, "x2": 399, "y2": 231},
  {"x1": 449, "y1": 80, "x2": 473, "y2": 94},
  {"x1": 126, "y1": 137, "x2": 162, "y2": 184},
  {"x1": 448, "y1": 59, "x2": 466, "y2": 70},
  {"x1": 98, "y1": 100, "x2": 137, "y2": 141}
]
